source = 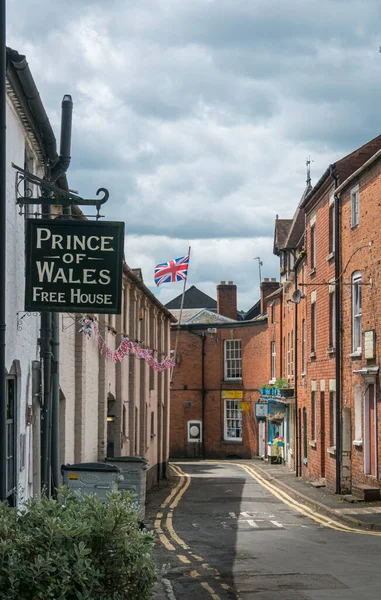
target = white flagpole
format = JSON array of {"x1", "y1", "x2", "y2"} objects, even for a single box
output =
[{"x1": 171, "y1": 246, "x2": 191, "y2": 382}]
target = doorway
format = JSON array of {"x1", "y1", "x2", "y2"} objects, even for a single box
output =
[
  {"x1": 320, "y1": 391, "x2": 325, "y2": 477},
  {"x1": 364, "y1": 383, "x2": 377, "y2": 476}
]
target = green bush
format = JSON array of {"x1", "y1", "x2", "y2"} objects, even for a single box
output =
[{"x1": 0, "y1": 489, "x2": 157, "y2": 600}]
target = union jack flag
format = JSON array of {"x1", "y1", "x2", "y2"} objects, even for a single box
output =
[{"x1": 154, "y1": 255, "x2": 190, "y2": 286}]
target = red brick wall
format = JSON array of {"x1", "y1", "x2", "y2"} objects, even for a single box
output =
[
  {"x1": 170, "y1": 322, "x2": 268, "y2": 458},
  {"x1": 303, "y1": 180, "x2": 337, "y2": 489},
  {"x1": 340, "y1": 158, "x2": 381, "y2": 490}
]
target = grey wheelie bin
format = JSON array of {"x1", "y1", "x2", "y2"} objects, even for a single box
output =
[
  {"x1": 61, "y1": 462, "x2": 122, "y2": 502},
  {"x1": 105, "y1": 456, "x2": 148, "y2": 519}
]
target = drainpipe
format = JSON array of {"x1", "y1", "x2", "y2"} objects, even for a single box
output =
[
  {"x1": 41, "y1": 95, "x2": 73, "y2": 495},
  {"x1": 51, "y1": 314, "x2": 60, "y2": 495},
  {"x1": 0, "y1": 0, "x2": 6, "y2": 502},
  {"x1": 51, "y1": 95, "x2": 73, "y2": 494},
  {"x1": 32, "y1": 360, "x2": 41, "y2": 492},
  {"x1": 294, "y1": 266, "x2": 299, "y2": 477},
  {"x1": 330, "y1": 164, "x2": 341, "y2": 495},
  {"x1": 201, "y1": 332, "x2": 206, "y2": 458}
]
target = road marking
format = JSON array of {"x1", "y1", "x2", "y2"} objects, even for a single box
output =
[
  {"x1": 247, "y1": 519, "x2": 258, "y2": 528},
  {"x1": 161, "y1": 465, "x2": 186, "y2": 508},
  {"x1": 200, "y1": 581, "x2": 221, "y2": 600},
  {"x1": 240, "y1": 511, "x2": 252, "y2": 519},
  {"x1": 234, "y1": 462, "x2": 381, "y2": 537},
  {"x1": 158, "y1": 464, "x2": 240, "y2": 599},
  {"x1": 166, "y1": 511, "x2": 190, "y2": 550},
  {"x1": 177, "y1": 554, "x2": 190, "y2": 564},
  {"x1": 270, "y1": 520, "x2": 284, "y2": 528},
  {"x1": 229, "y1": 512, "x2": 237, "y2": 519}
]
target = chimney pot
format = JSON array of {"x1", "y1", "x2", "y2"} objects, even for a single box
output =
[
  {"x1": 264, "y1": 278, "x2": 269, "y2": 282},
  {"x1": 228, "y1": 281, "x2": 233, "y2": 285},
  {"x1": 220, "y1": 280, "x2": 226, "y2": 285},
  {"x1": 271, "y1": 278, "x2": 276, "y2": 282}
]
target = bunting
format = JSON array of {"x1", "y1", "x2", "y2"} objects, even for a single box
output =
[{"x1": 79, "y1": 318, "x2": 176, "y2": 372}]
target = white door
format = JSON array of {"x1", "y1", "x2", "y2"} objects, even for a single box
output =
[{"x1": 258, "y1": 421, "x2": 265, "y2": 457}]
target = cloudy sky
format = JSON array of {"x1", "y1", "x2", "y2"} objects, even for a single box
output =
[{"x1": 7, "y1": 0, "x2": 381, "y2": 310}]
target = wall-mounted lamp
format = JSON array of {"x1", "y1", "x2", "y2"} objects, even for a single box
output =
[
  {"x1": 107, "y1": 415, "x2": 116, "y2": 423},
  {"x1": 287, "y1": 289, "x2": 305, "y2": 304}
]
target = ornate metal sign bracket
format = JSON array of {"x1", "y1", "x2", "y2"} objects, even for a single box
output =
[
  {"x1": 62, "y1": 313, "x2": 85, "y2": 332},
  {"x1": 17, "y1": 311, "x2": 40, "y2": 331},
  {"x1": 12, "y1": 163, "x2": 109, "y2": 219}
]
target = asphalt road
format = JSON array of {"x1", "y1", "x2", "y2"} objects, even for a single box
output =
[{"x1": 147, "y1": 461, "x2": 381, "y2": 600}]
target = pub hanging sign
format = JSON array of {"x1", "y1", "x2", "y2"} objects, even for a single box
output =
[{"x1": 25, "y1": 219, "x2": 125, "y2": 314}]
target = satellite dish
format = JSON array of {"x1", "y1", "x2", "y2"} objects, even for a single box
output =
[{"x1": 292, "y1": 290, "x2": 302, "y2": 304}]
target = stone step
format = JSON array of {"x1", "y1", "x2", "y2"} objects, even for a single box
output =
[{"x1": 352, "y1": 484, "x2": 381, "y2": 502}]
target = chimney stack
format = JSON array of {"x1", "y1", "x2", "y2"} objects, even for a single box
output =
[
  {"x1": 260, "y1": 278, "x2": 280, "y2": 314},
  {"x1": 217, "y1": 281, "x2": 237, "y2": 320}
]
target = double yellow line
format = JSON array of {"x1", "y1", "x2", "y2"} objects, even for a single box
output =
[
  {"x1": 227, "y1": 461, "x2": 381, "y2": 537},
  {"x1": 154, "y1": 463, "x2": 237, "y2": 600}
]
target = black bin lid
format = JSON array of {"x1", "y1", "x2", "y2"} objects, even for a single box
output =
[{"x1": 61, "y1": 462, "x2": 121, "y2": 473}]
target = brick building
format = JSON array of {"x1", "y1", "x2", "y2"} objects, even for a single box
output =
[
  {"x1": 270, "y1": 135, "x2": 381, "y2": 498},
  {"x1": 336, "y1": 148, "x2": 381, "y2": 496},
  {"x1": 169, "y1": 281, "x2": 273, "y2": 459},
  {"x1": 60, "y1": 263, "x2": 175, "y2": 491}
]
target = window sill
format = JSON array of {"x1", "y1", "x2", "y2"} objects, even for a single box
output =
[
  {"x1": 222, "y1": 439, "x2": 243, "y2": 445},
  {"x1": 309, "y1": 440, "x2": 317, "y2": 448},
  {"x1": 353, "y1": 440, "x2": 363, "y2": 447},
  {"x1": 351, "y1": 223, "x2": 359, "y2": 231},
  {"x1": 349, "y1": 351, "x2": 362, "y2": 359},
  {"x1": 326, "y1": 252, "x2": 335, "y2": 262},
  {"x1": 223, "y1": 378, "x2": 243, "y2": 382},
  {"x1": 327, "y1": 446, "x2": 336, "y2": 456},
  {"x1": 309, "y1": 268, "x2": 316, "y2": 277},
  {"x1": 309, "y1": 351, "x2": 316, "y2": 359},
  {"x1": 327, "y1": 347, "x2": 335, "y2": 355}
]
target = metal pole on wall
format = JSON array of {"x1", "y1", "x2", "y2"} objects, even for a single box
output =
[{"x1": 0, "y1": 0, "x2": 7, "y2": 502}]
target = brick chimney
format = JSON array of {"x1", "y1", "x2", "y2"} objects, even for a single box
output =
[
  {"x1": 260, "y1": 278, "x2": 279, "y2": 314},
  {"x1": 217, "y1": 281, "x2": 237, "y2": 320}
]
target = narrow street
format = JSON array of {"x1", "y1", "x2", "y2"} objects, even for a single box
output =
[{"x1": 147, "y1": 461, "x2": 381, "y2": 600}]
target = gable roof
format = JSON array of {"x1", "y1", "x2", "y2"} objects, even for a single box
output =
[
  {"x1": 273, "y1": 218, "x2": 292, "y2": 255},
  {"x1": 165, "y1": 285, "x2": 217, "y2": 310},
  {"x1": 283, "y1": 184, "x2": 311, "y2": 250},
  {"x1": 170, "y1": 308, "x2": 237, "y2": 325},
  {"x1": 302, "y1": 134, "x2": 381, "y2": 209}
]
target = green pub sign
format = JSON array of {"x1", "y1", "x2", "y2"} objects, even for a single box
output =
[{"x1": 25, "y1": 219, "x2": 125, "y2": 314}]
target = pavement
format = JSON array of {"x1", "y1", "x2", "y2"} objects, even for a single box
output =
[
  {"x1": 148, "y1": 459, "x2": 381, "y2": 599},
  {"x1": 246, "y1": 458, "x2": 381, "y2": 531}
]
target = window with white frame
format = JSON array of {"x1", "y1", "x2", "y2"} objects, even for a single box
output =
[
  {"x1": 224, "y1": 340, "x2": 242, "y2": 380},
  {"x1": 224, "y1": 400, "x2": 242, "y2": 441},
  {"x1": 354, "y1": 385, "x2": 362, "y2": 443},
  {"x1": 271, "y1": 341, "x2": 276, "y2": 380},
  {"x1": 311, "y1": 292, "x2": 316, "y2": 355},
  {"x1": 311, "y1": 390, "x2": 316, "y2": 441},
  {"x1": 310, "y1": 223, "x2": 316, "y2": 269},
  {"x1": 328, "y1": 195, "x2": 335, "y2": 254},
  {"x1": 330, "y1": 392, "x2": 336, "y2": 446},
  {"x1": 351, "y1": 184, "x2": 359, "y2": 227},
  {"x1": 287, "y1": 333, "x2": 291, "y2": 377},
  {"x1": 352, "y1": 272, "x2": 362, "y2": 353},
  {"x1": 329, "y1": 287, "x2": 336, "y2": 349},
  {"x1": 301, "y1": 319, "x2": 306, "y2": 374},
  {"x1": 291, "y1": 331, "x2": 294, "y2": 377}
]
